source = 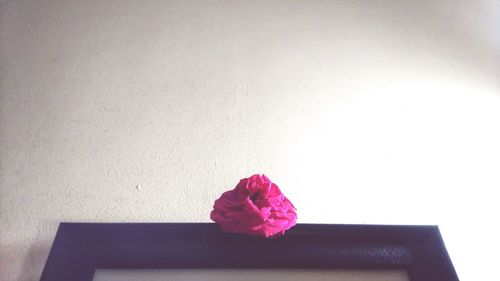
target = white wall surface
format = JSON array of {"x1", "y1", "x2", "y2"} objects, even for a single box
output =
[{"x1": 1, "y1": 1, "x2": 499, "y2": 280}]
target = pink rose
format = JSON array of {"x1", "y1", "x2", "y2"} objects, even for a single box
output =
[{"x1": 210, "y1": 174, "x2": 297, "y2": 238}]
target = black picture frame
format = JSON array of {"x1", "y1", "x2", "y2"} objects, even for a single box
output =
[{"x1": 39, "y1": 223, "x2": 459, "y2": 281}]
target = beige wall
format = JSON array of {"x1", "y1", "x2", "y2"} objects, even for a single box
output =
[{"x1": 1, "y1": 1, "x2": 499, "y2": 280}]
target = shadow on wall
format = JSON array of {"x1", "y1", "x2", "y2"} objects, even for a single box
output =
[
  {"x1": 364, "y1": 0, "x2": 498, "y2": 79},
  {"x1": 12, "y1": 221, "x2": 58, "y2": 281},
  {"x1": 17, "y1": 242, "x2": 52, "y2": 281}
]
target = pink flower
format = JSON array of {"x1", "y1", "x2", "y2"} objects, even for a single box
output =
[{"x1": 210, "y1": 174, "x2": 297, "y2": 238}]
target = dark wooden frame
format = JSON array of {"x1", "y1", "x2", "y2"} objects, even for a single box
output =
[{"x1": 40, "y1": 223, "x2": 459, "y2": 281}]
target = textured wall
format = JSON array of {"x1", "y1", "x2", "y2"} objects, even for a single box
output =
[{"x1": 1, "y1": 1, "x2": 499, "y2": 281}]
